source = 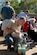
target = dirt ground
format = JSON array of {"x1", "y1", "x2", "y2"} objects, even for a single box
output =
[{"x1": 0, "y1": 37, "x2": 37, "y2": 55}]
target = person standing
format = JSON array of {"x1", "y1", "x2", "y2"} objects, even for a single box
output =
[
  {"x1": 1, "y1": 1, "x2": 15, "y2": 20},
  {"x1": 1, "y1": 1, "x2": 15, "y2": 33}
]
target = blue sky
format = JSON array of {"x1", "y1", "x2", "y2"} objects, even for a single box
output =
[
  {"x1": 18, "y1": 0, "x2": 21, "y2": 3},
  {"x1": 0, "y1": 0, "x2": 21, "y2": 2}
]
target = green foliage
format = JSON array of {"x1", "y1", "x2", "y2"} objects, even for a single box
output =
[
  {"x1": 5, "y1": 0, "x2": 37, "y2": 14},
  {"x1": 20, "y1": 0, "x2": 37, "y2": 14},
  {"x1": 10, "y1": 0, "x2": 20, "y2": 14}
]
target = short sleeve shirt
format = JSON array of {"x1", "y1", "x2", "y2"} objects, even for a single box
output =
[{"x1": 1, "y1": 5, "x2": 15, "y2": 20}]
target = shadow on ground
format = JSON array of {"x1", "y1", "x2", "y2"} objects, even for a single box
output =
[
  {"x1": 0, "y1": 50, "x2": 18, "y2": 55},
  {"x1": 0, "y1": 40, "x2": 6, "y2": 45},
  {"x1": 32, "y1": 53, "x2": 37, "y2": 55},
  {"x1": 0, "y1": 40, "x2": 18, "y2": 55}
]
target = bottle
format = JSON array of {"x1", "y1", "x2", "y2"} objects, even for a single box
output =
[
  {"x1": 18, "y1": 45, "x2": 22, "y2": 55},
  {"x1": 22, "y1": 45, "x2": 26, "y2": 55}
]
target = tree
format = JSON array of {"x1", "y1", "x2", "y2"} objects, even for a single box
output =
[
  {"x1": 10, "y1": 0, "x2": 20, "y2": 14},
  {"x1": 19, "y1": 0, "x2": 37, "y2": 14}
]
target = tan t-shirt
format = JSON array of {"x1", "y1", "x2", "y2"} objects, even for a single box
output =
[{"x1": 2, "y1": 19, "x2": 21, "y2": 37}]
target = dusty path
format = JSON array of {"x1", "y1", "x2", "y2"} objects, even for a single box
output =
[{"x1": 0, "y1": 37, "x2": 37, "y2": 55}]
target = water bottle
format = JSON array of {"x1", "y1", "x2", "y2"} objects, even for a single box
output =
[{"x1": 21, "y1": 45, "x2": 26, "y2": 55}]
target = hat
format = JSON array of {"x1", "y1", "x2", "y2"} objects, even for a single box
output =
[
  {"x1": 17, "y1": 12, "x2": 29, "y2": 20},
  {"x1": 18, "y1": 16, "x2": 26, "y2": 22}
]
